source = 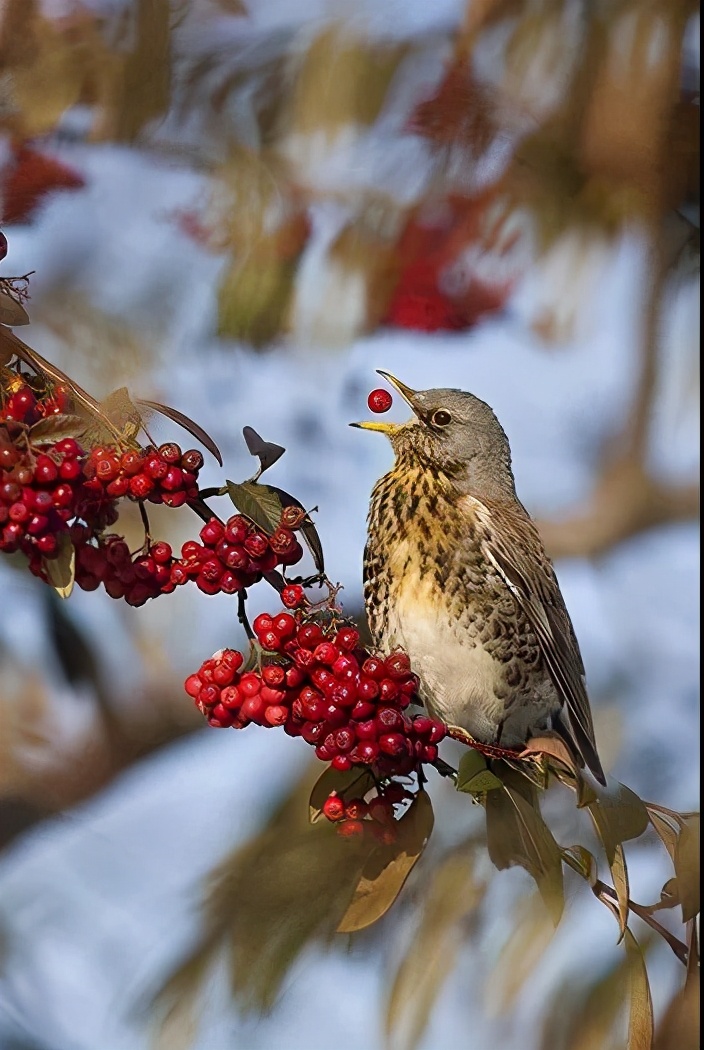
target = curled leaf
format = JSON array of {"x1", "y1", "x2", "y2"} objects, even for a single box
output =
[
  {"x1": 243, "y1": 425, "x2": 285, "y2": 475},
  {"x1": 337, "y1": 790, "x2": 434, "y2": 933},
  {"x1": 624, "y1": 928, "x2": 654, "y2": 1050}
]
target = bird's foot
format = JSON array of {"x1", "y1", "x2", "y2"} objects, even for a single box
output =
[{"x1": 446, "y1": 725, "x2": 522, "y2": 761}]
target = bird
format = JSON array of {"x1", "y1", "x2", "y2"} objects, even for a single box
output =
[{"x1": 352, "y1": 370, "x2": 606, "y2": 785}]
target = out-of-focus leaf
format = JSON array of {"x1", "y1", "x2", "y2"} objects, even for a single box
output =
[
  {"x1": 217, "y1": 254, "x2": 297, "y2": 347},
  {"x1": 29, "y1": 414, "x2": 88, "y2": 444},
  {"x1": 95, "y1": 0, "x2": 171, "y2": 142},
  {"x1": 242, "y1": 425, "x2": 285, "y2": 475},
  {"x1": 0, "y1": 291, "x2": 30, "y2": 326},
  {"x1": 309, "y1": 765, "x2": 375, "y2": 823},
  {"x1": 338, "y1": 790, "x2": 434, "y2": 933},
  {"x1": 288, "y1": 28, "x2": 409, "y2": 137},
  {"x1": 137, "y1": 398, "x2": 223, "y2": 465},
  {"x1": 654, "y1": 971, "x2": 700, "y2": 1050},
  {"x1": 226, "y1": 480, "x2": 282, "y2": 534},
  {"x1": 43, "y1": 533, "x2": 75, "y2": 598},
  {"x1": 456, "y1": 750, "x2": 502, "y2": 794},
  {"x1": 486, "y1": 784, "x2": 564, "y2": 925},
  {"x1": 674, "y1": 814, "x2": 700, "y2": 922},
  {"x1": 624, "y1": 928, "x2": 654, "y2": 1050},
  {"x1": 153, "y1": 944, "x2": 216, "y2": 1050},
  {"x1": 488, "y1": 892, "x2": 558, "y2": 1015},
  {"x1": 386, "y1": 846, "x2": 485, "y2": 1050}
]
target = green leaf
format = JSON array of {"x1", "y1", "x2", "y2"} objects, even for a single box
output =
[
  {"x1": 486, "y1": 785, "x2": 564, "y2": 925},
  {"x1": 309, "y1": 765, "x2": 376, "y2": 823},
  {"x1": 337, "y1": 791, "x2": 434, "y2": 933},
  {"x1": 226, "y1": 480, "x2": 283, "y2": 534},
  {"x1": 674, "y1": 814, "x2": 700, "y2": 922},
  {"x1": 456, "y1": 750, "x2": 503, "y2": 794}
]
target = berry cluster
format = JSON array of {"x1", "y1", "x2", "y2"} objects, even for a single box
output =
[
  {"x1": 184, "y1": 617, "x2": 446, "y2": 777},
  {"x1": 1, "y1": 382, "x2": 71, "y2": 425},
  {"x1": 1, "y1": 435, "x2": 95, "y2": 560},
  {"x1": 176, "y1": 515, "x2": 304, "y2": 596},
  {"x1": 83, "y1": 443, "x2": 203, "y2": 509},
  {"x1": 321, "y1": 782, "x2": 411, "y2": 841},
  {"x1": 72, "y1": 532, "x2": 177, "y2": 606}
]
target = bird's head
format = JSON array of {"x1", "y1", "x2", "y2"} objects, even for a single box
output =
[{"x1": 352, "y1": 371, "x2": 516, "y2": 499}]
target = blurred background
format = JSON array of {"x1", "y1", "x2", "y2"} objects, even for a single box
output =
[{"x1": 0, "y1": 1, "x2": 699, "y2": 1048}]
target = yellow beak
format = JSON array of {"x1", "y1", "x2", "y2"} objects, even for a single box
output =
[{"x1": 350, "y1": 370, "x2": 419, "y2": 433}]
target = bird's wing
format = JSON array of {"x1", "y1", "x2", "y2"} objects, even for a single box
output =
[{"x1": 467, "y1": 496, "x2": 605, "y2": 784}]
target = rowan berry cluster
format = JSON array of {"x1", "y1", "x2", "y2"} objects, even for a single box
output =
[
  {"x1": 82, "y1": 443, "x2": 203, "y2": 508},
  {"x1": 1, "y1": 433, "x2": 92, "y2": 559},
  {"x1": 177, "y1": 515, "x2": 303, "y2": 596},
  {"x1": 321, "y1": 782, "x2": 411, "y2": 841},
  {"x1": 184, "y1": 617, "x2": 446, "y2": 778}
]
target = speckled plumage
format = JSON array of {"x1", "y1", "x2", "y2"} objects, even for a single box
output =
[{"x1": 357, "y1": 375, "x2": 605, "y2": 784}]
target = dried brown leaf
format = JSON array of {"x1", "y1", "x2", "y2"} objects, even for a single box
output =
[
  {"x1": 624, "y1": 928, "x2": 654, "y2": 1050},
  {"x1": 561, "y1": 844, "x2": 598, "y2": 887},
  {"x1": 44, "y1": 533, "x2": 75, "y2": 598},
  {"x1": 0, "y1": 291, "x2": 30, "y2": 327},
  {"x1": 673, "y1": 815, "x2": 700, "y2": 922},
  {"x1": 586, "y1": 780, "x2": 650, "y2": 861},
  {"x1": 242, "y1": 425, "x2": 285, "y2": 475},
  {"x1": 486, "y1": 783, "x2": 564, "y2": 925},
  {"x1": 29, "y1": 414, "x2": 88, "y2": 445},
  {"x1": 386, "y1": 847, "x2": 484, "y2": 1050},
  {"x1": 522, "y1": 732, "x2": 579, "y2": 775},
  {"x1": 338, "y1": 791, "x2": 434, "y2": 934}
]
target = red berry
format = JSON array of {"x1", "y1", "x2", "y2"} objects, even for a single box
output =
[
  {"x1": 264, "y1": 705, "x2": 288, "y2": 726},
  {"x1": 336, "y1": 818, "x2": 365, "y2": 837},
  {"x1": 200, "y1": 519, "x2": 224, "y2": 547},
  {"x1": 224, "y1": 516, "x2": 249, "y2": 544},
  {"x1": 129, "y1": 474, "x2": 154, "y2": 499},
  {"x1": 262, "y1": 664, "x2": 286, "y2": 687},
  {"x1": 281, "y1": 584, "x2": 305, "y2": 609},
  {"x1": 313, "y1": 642, "x2": 339, "y2": 666},
  {"x1": 331, "y1": 755, "x2": 352, "y2": 772},
  {"x1": 335, "y1": 626, "x2": 359, "y2": 651},
  {"x1": 272, "y1": 613, "x2": 296, "y2": 638},
  {"x1": 367, "y1": 388, "x2": 393, "y2": 413},
  {"x1": 244, "y1": 533, "x2": 268, "y2": 558},
  {"x1": 185, "y1": 674, "x2": 203, "y2": 698},
  {"x1": 59, "y1": 459, "x2": 82, "y2": 481},
  {"x1": 158, "y1": 442, "x2": 182, "y2": 464},
  {"x1": 322, "y1": 794, "x2": 346, "y2": 822},
  {"x1": 180, "y1": 449, "x2": 203, "y2": 472},
  {"x1": 150, "y1": 541, "x2": 173, "y2": 564},
  {"x1": 253, "y1": 613, "x2": 274, "y2": 636}
]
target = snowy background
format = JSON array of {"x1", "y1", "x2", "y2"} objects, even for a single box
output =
[{"x1": 0, "y1": 1, "x2": 699, "y2": 1048}]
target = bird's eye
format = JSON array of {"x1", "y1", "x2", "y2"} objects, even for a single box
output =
[{"x1": 431, "y1": 410, "x2": 452, "y2": 427}]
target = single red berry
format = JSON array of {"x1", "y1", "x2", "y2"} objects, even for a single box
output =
[
  {"x1": 59, "y1": 459, "x2": 82, "y2": 481},
  {"x1": 281, "y1": 584, "x2": 305, "y2": 609},
  {"x1": 345, "y1": 799, "x2": 368, "y2": 820},
  {"x1": 322, "y1": 794, "x2": 346, "y2": 822},
  {"x1": 150, "y1": 541, "x2": 173, "y2": 564},
  {"x1": 185, "y1": 674, "x2": 203, "y2": 698},
  {"x1": 244, "y1": 533, "x2": 269, "y2": 558},
  {"x1": 336, "y1": 818, "x2": 366, "y2": 838},
  {"x1": 367, "y1": 388, "x2": 393, "y2": 413},
  {"x1": 331, "y1": 755, "x2": 353, "y2": 772},
  {"x1": 129, "y1": 474, "x2": 154, "y2": 499},
  {"x1": 180, "y1": 449, "x2": 203, "y2": 472},
  {"x1": 272, "y1": 612, "x2": 296, "y2": 638},
  {"x1": 200, "y1": 519, "x2": 224, "y2": 547},
  {"x1": 158, "y1": 442, "x2": 182, "y2": 464},
  {"x1": 262, "y1": 664, "x2": 286, "y2": 687}
]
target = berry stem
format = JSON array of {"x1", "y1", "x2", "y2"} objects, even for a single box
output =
[{"x1": 237, "y1": 589, "x2": 255, "y2": 642}]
